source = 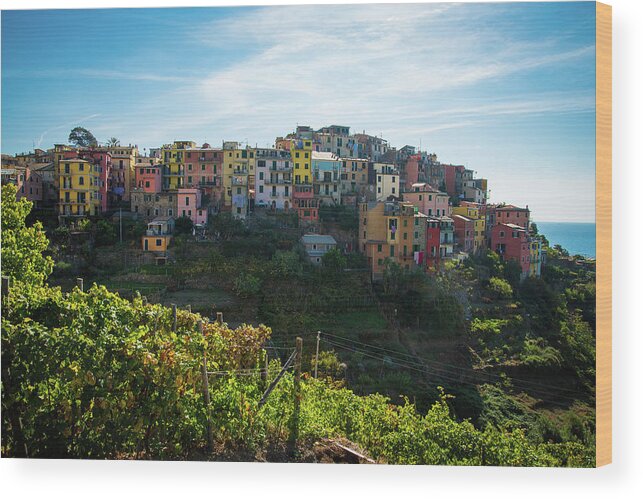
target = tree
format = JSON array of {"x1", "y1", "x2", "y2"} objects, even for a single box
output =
[
  {"x1": 321, "y1": 248, "x2": 347, "y2": 272},
  {"x1": 68, "y1": 127, "x2": 98, "y2": 148},
  {"x1": 106, "y1": 137, "x2": 120, "y2": 147},
  {"x1": 174, "y1": 216, "x2": 194, "y2": 235},
  {"x1": 1, "y1": 184, "x2": 54, "y2": 286}
]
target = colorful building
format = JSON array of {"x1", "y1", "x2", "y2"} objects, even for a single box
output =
[
  {"x1": 106, "y1": 145, "x2": 138, "y2": 203},
  {"x1": 312, "y1": 151, "x2": 342, "y2": 206},
  {"x1": 255, "y1": 148, "x2": 292, "y2": 210},
  {"x1": 373, "y1": 163, "x2": 400, "y2": 201},
  {"x1": 453, "y1": 203, "x2": 486, "y2": 253},
  {"x1": 495, "y1": 204, "x2": 530, "y2": 230},
  {"x1": 438, "y1": 216, "x2": 455, "y2": 258},
  {"x1": 425, "y1": 217, "x2": 442, "y2": 269},
  {"x1": 161, "y1": 141, "x2": 195, "y2": 190},
  {"x1": 142, "y1": 216, "x2": 174, "y2": 255},
  {"x1": 491, "y1": 223, "x2": 531, "y2": 278},
  {"x1": 135, "y1": 163, "x2": 163, "y2": 193},
  {"x1": 403, "y1": 183, "x2": 449, "y2": 217},
  {"x1": 57, "y1": 158, "x2": 101, "y2": 218},
  {"x1": 359, "y1": 200, "x2": 417, "y2": 279},
  {"x1": 177, "y1": 187, "x2": 207, "y2": 225},
  {"x1": 452, "y1": 214, "x2": 475, "y2": 254},
  {"x1": 340, "y1": 157, "x2": 370, "y2": 203}
]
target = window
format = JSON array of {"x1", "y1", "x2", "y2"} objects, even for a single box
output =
[
  {"x1": 64, "y1": 163, "x2": 70, "y2": 174},
  {"x1": 201, "y1": 164, "x2": 206, "y2": 171},
  {"x1": 259, "y1": 172, "x2": 264, "y2": 180},
  {"x1": 185, "y1": 196, "x2": 190, "y2": 206},
  {"x1": 79, "y1": 163, "x2": 84, "y2": 171},
  {"x1": 156, "y1": 239, "x2": 162, "y2": 246},
  {"x1": 390, "y1": 245, "x2": 395, "y2": 257},
  {"x1": 377, "y1": 244, "x2": 382, "y2": 252},
  {"x1": 499, "y1": 231, "x2": 505, "y2": 238},
  {"x1": 259, "y1": 185, "x2": 264, "y2": 193},
  {"x1": 188, "y1": 176, "x2": 192, "y2": 184}
]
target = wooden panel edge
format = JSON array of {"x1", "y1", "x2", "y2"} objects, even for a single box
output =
[{"x1": 595, "y1": 0, "x2": 612, "y2": 468}]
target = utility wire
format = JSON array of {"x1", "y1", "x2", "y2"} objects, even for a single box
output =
[
  {"x1": 320, "y1": 331, "x2": 585, "y2": 396},
  {"x1": 321, "y1": 338, "x2": 581, "y2": 409}
]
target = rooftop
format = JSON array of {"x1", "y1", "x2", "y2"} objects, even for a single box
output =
[{"x1": 301, "y1": 234, "x2": 337, "y2": 245}]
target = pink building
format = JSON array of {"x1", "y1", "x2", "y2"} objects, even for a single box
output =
[
  {"x1": 135, "y1": 164, "x2": 163, "y2": 193},
  {"x1": 491, "y1": 223, "x2": 530, "y2": 278},
  {"x1": 15, "y1": 166, "x2": 44, "y2": 206},
  {"x1": 452, "y1": 214, "x2": 475, "y2": 254},
  {"x1": 403, "y1": 183, "x2": 450, "y2": 217},
  {"x1": 177, "y1": 187, "x2": 207, "y2": 225},
  {"x1": 495, "y1": 204, "x2": 530, "y2": 230},
  {"x1": 184, "y1": 144, "x2": 222, "y2": 206}
]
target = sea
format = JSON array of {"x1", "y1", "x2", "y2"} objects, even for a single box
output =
[{"x1": 535, "y1": 222, "x2": 596, "y2": 258}]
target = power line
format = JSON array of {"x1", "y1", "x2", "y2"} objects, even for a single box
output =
[
  {"x1": 320, "y1": 331, "x2": 584, "y2": 396},
  {"x1": 320, "y1": 337, "x2": 583, "y2": 409}
]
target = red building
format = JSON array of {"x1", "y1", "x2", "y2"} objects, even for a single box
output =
[
  {"x1": 443, "y1": 164, "x2": 465, "y2": 198},
  {"x1": 495, "y1": 204, "x2": 530, "y2": 230},
  {"x1": 293, "y1": 184, "x2": 318, "y2": 223},
  {"x1": 425, "y1": 217, "x2": 441, "y2": 269},
  {"x1": 404, "y1": 154, "x2": 421, "y2": 191},
  {"x1": 452, "y1": 214, "x2": 475, "y2": 254},
  {"x1": 491, "y1": 223, "x2": 530, "y2": 278},
  {"x1": 135, "y1": 164, "x2": 162, "y2": 193}
]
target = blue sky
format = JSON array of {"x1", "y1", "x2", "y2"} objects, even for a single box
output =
[{"x1": 1, "y1": 2, "x2": 596, "y2": 222}]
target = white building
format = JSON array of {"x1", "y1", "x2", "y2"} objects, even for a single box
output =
[
  {"x1": 255, "y1": 148, "x2": 292, "y2": 210},
  {"x1": 301, "y1": 234, "x2": 338, "y2": 265}
]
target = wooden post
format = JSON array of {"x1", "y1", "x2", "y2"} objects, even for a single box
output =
[
  {"x1": 199, "y1": 320, "x2": 214, "y2": 453},
  {"x1": 1, "y1": 276, "x2": 9, "y2": 297},
  {"x1": 314, "y1": 331, "x2": 321, "y2": 379},
  {"x1": 76, "y1": 277, "x2": 84, "y2": 292},
  {"x1": 216, "y1": 311, "x2": 223, "y2": 324},
  {"x1": 172, "y1": 304, "x2": 177, "y2": 332},
  {"x1": 289, "y1": 337, "x2": 303, "y2": 456}
]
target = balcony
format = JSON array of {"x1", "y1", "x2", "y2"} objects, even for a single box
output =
[
  {"x1": 231, "y1": 177, "x2": 247, "y2": 186},
  {"x1": 269, "y1": 165, "x2": 292, "y2": 172},
  {"x1": 264, "y1": 177, "x2": 291, "y2": 185},
  {"x1": 233, "y1": 168, "x2": 248, "y2": 175}
]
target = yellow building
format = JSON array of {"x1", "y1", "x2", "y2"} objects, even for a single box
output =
[
  {"x1": 453, "y1": 204, "x2": 486, "y2": 253},
  {"x1": 105, "y1": 145, "x2": 138, "y2": 202},
  {"x1": 359, "y1": 200, "x2": 416, "y2": 279},
  {"x1": 221, "y1": 142, "x2": 255, "y2": 217},
  {"x1": 57, "y1": 158, "x2": 100, "y2": 217},
  {"x1": 292, "y1": 138, "x2": 313, "y2": 185},
  {"x1": 161, "y1": 141, "x2": 195, "y2": 189}
]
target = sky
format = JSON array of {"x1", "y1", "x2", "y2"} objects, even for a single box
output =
[{"x1": 1, "y1": 2, "x2": 596, "y2": 222}]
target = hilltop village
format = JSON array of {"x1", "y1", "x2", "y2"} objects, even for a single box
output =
[{"x1": 1, "y1": 124, "x2": 544, "y2": 280}]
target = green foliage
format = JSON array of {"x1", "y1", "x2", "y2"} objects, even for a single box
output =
[
  {"x1": 233, "y1": 273, "x2": 261, "y2": 297},
  {"x1": 174, "y1": 216, "x2": 194, "y2": 235},
  {"x1": 488, "y1": 277, "x2": 513, "y2": 299},
  {"x1": 94, "y1": 220, "x2": 117, "y2": 246},
  {"x1": 519, "y1": 338, "x2": 563, "y2": 368},
  {"x1": 68, "y1": 126, "x2": 98, "y2": 148},
  {"x1": 1, "y1": 184, "x2": 54, "y2": 286},
  {"x1": 270, "y1": 250, "x2": 303, "y2": 278},
  {"x1": 321, "y1": 248, "x2": 347, "y2": 272},
  {"x1": 470, "y1": 318, "x2": 509, "y2": 338}
]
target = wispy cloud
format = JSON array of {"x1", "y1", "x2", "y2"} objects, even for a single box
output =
[{"x1": 35, "y1": 113, "x2": 102, "y2": 148}]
